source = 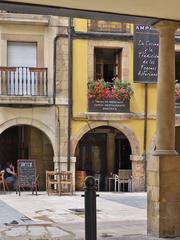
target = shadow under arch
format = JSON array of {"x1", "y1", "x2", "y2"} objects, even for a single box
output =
[
  {"x1": 0, "y1": 117, "x2": 55, "y2": 156},
  {"x1": 71, "y1": 121, "x2": 140, "y2": 157}
]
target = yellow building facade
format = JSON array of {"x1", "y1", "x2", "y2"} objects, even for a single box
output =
[{"x1": 71, "y1": 19, "x2": 159, "y2": 191}]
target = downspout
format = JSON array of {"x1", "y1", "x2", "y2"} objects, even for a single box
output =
[
  {"x1": 143, "y1": 83, "x2": 148, "y2": 191},
  {"x1": 53, "y1": 31, "x2": 68, "y2": 167},
  {"x1": 67, "y1": 17, "x2": 73, "y2": 171},
  {"x1": 53, "y1": 33, "x2": 68, "y2": 105}
]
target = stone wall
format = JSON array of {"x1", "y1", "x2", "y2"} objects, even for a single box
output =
[{"x1": 131, "y1": 155, "x2": 145, "y2": 191}]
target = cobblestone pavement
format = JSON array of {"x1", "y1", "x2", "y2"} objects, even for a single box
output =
[{"x1": 0, "y1": 192, "x2": 179, "y2": 240}]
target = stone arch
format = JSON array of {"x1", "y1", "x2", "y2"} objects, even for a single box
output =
[
  {"x1": 0, "y1": 118, "x2": 55, "y2": 156},
  {"x1": 71, "y1": 121, "x2": 140, "y2": 156}
]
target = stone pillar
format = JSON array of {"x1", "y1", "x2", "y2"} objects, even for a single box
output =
[
  {"x1": 107, "y1": 133, "x2": 115, "y2": 173},
  {"x1": 148, "y1": 21, "x2": 180, "y2": 238},
  {"x1": 130, "y1": 155, "x2": 145, "y2": 191},
  {"x1": 155, "y1": 21, "x2": 178, "y2": 155},
  {"x1": 147, "y1": 155, "x2": 180, "y2": 237}
]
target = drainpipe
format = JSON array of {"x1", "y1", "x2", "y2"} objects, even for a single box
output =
[
  {"x1": 67, "y1": 17, "x2": 73, "y2": 171},
  {"x1": 53, "y1": 33, "x2": 68, "y2": 105},
  {"x1": 53, "y1": 30, "x2": 68, "y2": 168},
  {"x1": 53, "y1": 19, "x2": 73, "y2": 171},
  {"x1": 143, "y1": 83, "x2": 148, "y2": 191}
]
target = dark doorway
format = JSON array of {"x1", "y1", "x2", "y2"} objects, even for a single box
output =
[
  {"x1": 75, "y1": 126, "x2": 132, "y2": 191},
  {"x1": 115, "y1": 135, "x2": 132, "y2": 170},
  {"x1": 0, "y1": 125, "x2": 54, "y2": 190},
  {"x1": 0, "y1": 127, "x2": 19, "y2": 170}
]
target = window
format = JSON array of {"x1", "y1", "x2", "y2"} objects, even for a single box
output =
[
  {"x1": 176, "y1": 52, "x2": 180, "y2": 83},
  {"x1": 7, "y1": 42, "x2": 37, "y2": 95},
  {"x1": 94, "y1": 48, "x2": 121, "y2": 82},
  {"x1": 8, "y1": 42, "x2": 37, "y2": 67},
  {"x1": 88, "y1": 20, "x2": 131, "y2": 33}
]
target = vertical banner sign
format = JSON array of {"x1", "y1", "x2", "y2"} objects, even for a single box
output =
[{"x1": 134, "y1": 24, "x2": 159, "y2": 83}]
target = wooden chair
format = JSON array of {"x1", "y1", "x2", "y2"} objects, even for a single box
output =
[
  {"x1": 32, "y1": 174, "x2": 39, "y2": 195},
  {"x1": 59, "y1": 171, "x2": 73, "y2": 195},
  {"x1": 117, "y1": 169, "x2": 132, "y2": 192},
  {"x1": 0, "y1": 171, "x2": 6, "y2": 193},
  {"x1": 46, "y1": 171, "x2": 61, "y2": 195}
]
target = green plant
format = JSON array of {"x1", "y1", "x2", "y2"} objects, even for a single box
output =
[
  {"x1": 87, "y1": 79, "x2": 134, "y2": 101},
  {"x1": 175, "y1": 83, "x2": 180, "y2": 97},
  {"x1": 87, "y1": 79, "x2": 110, "y2": 100},
  {"x1": 112, "y1": 79, "x2": 134, "y2": 100}
]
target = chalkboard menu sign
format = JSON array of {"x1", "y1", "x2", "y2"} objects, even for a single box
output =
[
  {"x1": 17, "y1": 159, "x2": 36, "y2": 194},
  {"x1": 134, "y1": 24, "x2": 159, "y2": 83}
]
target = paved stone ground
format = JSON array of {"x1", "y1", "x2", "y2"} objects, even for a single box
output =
[
  {"x1": 0, "y1": 192, "x2": 179, "y2": 240},
  {"x1": 0, "y1": 197, "x2": 34, "y2": 226}
]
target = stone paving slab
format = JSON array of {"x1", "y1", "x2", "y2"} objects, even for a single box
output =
[
  {"x1": 0, "y1": 192, "x2": 179, "y2": 240},
  {"x1": 0, "y1": 198, "x2": 34, "y2": 226},
  {"x1": 0, "y1": 225, "x2": 74, "y2": 240}
]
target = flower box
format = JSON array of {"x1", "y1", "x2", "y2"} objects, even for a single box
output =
[
  {"x1": 87, "y1": 79, "x2": 133, "y2": 113},
  {"x1": 88, "y1": 98, "x2": 130, "y2": 113}
]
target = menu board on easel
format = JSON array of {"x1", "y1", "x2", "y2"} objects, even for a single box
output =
[
  {"x1": 17, "y1": 159, "x2": 36, "y2": 195},
  {"x1": 134, "y1": 24, "x2": 159, "y2": 83}
]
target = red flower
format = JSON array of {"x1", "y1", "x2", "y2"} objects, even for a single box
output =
[{"x1": 87, "y1": 79, "x2": 133, "y2": 101}]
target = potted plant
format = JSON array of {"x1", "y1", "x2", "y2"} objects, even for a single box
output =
[
  {"x1": 87, "y1": 79, "x2": 110, "y2": 100},
  {"x1": 87, "y1": 79, "x2": 134, "y2": 101},
  {"x1": 175, "y1": 82, "x2": 180, "y2": 101},
  {"x1": 87, "y1": 79, "x2": 134, "y2": 112},
  {"x1": 111, "y1": 79, "x2": 134, "y2": 101}
]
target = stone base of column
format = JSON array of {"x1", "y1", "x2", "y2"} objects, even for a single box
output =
[
  {"x1": 153, "y1": 149, "x2": 178, "y2": 156},
  {"x1": 131, "y1": 155, "x2": 145, "y2": 192},
  {"x1": 147, "y1": 155, "x2": 180, "y2": 238}
]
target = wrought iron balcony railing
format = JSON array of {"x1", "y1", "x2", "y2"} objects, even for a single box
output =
[
  {"x1": 0, "y1": 67, "x2": 48, "y2": 96},
  {"x1": 87, "y1": 20, "x2": 131, "y2": 33}
]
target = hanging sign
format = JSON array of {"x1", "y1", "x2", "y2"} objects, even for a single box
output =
[{"x1": 134, "y1": 24, "x2": 159, "y2": 83}]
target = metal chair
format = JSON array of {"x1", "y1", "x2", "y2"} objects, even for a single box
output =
[
  {"x1": 107, "y1": 174, "x2": 119, "y2": 192},
  {"x1": 117, "y1": 169, "x2": 132, "y2": 192},
  {"x1": 94, "y1": 173, "x2": 101, "y2": 192},
  {"x1": 0, "y1": 171, "x2": 7, "y2": 193}
]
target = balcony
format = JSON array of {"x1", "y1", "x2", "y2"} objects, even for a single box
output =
[
  {"x1": 0, "y1": 67, "x2": 51, "y2": 105},
  {"x1": 87, "y1": 20, "x2": 131, "y2": 33}
]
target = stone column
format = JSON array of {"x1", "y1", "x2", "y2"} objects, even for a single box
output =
[
  {"x1": 148, "y1": 21, "x2": 180, "y2": 238},
  {"x1": 130, "y1": 155, "x2": 145, "y2": 191},
  {"x1": 155, "y1": 21, "x2": 178, "y2": 155},
  {"x1": 107, "y1": 133, "x2": 115, "y2": 173}
]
